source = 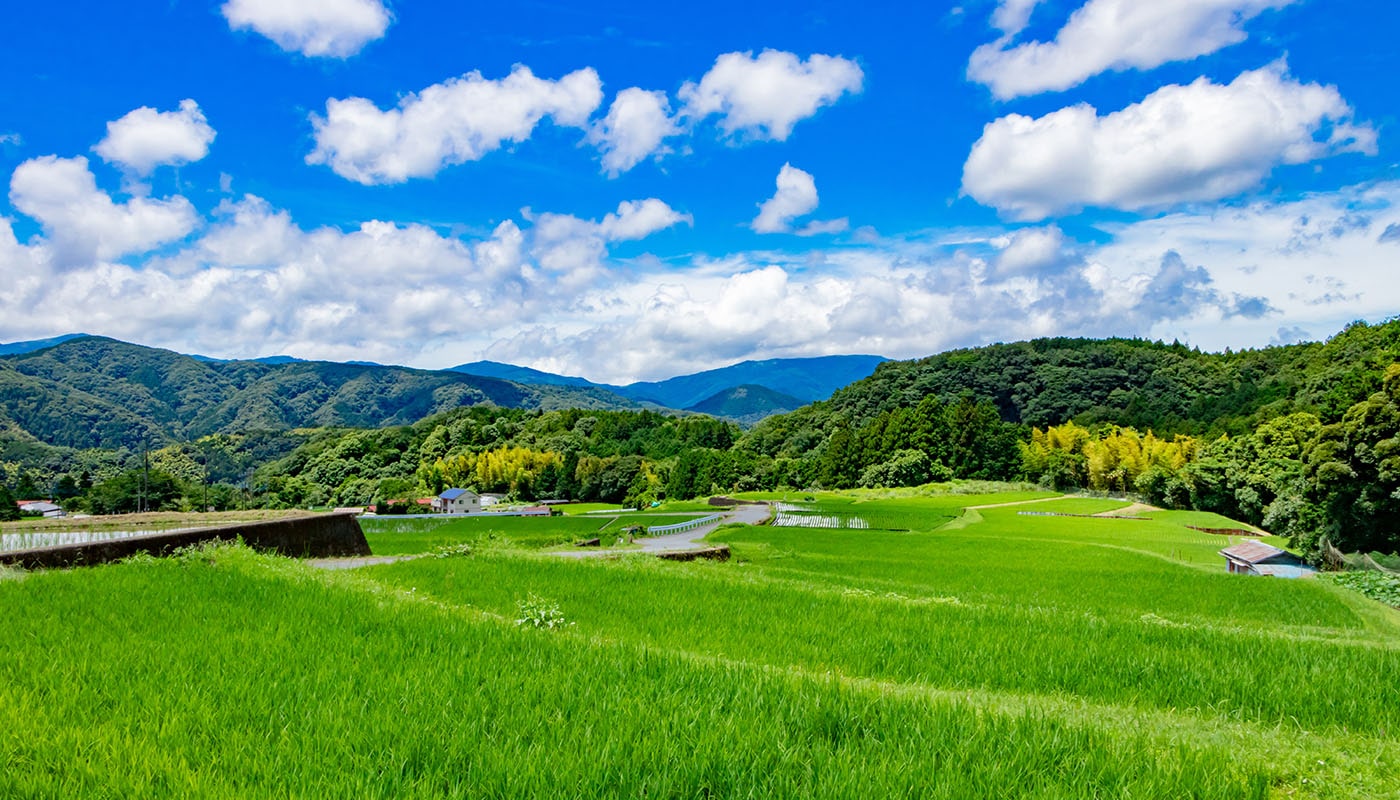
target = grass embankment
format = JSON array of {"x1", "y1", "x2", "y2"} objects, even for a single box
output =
[{"x1": 2, "y1": 489, "x2": 1398, "y2": 797}]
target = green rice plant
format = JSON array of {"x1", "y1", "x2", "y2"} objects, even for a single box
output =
[
  {"x1": 0, "y1": 545, "x2": 1280, "y2": 799},
  {"x1": 4, "y1": 490, "x2": 1399, "y2": 798},
  {"x1": 360, "y1": 514, "x2": 606, "y2": 554}
]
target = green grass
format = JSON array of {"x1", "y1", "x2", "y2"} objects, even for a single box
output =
[
  {"x1": 3, "y1": 489, "x2": 1399, "y2": 797},
  {"x1": 360, "y1": 515, "x2": 611, "y2": 554},
  {"x1": 552, "y1": 502, "x2": 632, "y2": 515},
  {"x1": 0, "y1": 545, "x2": 1279, "y2": 799},
  {"x1": 359, "y1": 512, "x2": 715, "y2": 555}
]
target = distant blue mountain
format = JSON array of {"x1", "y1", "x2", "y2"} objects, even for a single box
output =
[
  {"x1": 189, "y1": 353, "x2": 305, "y2": 365},
  {"x1": 452, "y1": 354, "x2": 888, "y2": 412},
  {"x1": 0, "y1": 333, "x2": 89, "y2": 356},
  {"x1": 450, "y1": 361, "x2": 601, "y2": 389},
  {"x1": 622, "y1": 355, "x2": 889, "y2": 409}
]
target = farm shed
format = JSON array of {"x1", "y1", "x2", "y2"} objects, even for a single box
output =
[
  {"x1": 18, "y1": 501, "x2": 64, "y2": 518},
  {"x1": 1219, "y1": 541, "x2": 1317, "y2": 578},
  {"x1": 434, "y1": 488, "x2": 481, "y2": 515}
]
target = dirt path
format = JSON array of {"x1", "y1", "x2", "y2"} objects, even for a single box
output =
[
  {"x1": 964, "y1": 495, "x2": 1067, "y2": 510},
  {"x1": 1093, "y1": 502, "x2": 1159, "y2": 517}
]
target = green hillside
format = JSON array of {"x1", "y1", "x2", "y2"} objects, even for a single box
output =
[
  {"x1": 0, "y1": 337, "x2": 641, "y2": 449},
  {"x1": 822, "y1": 319, "x2": 1400, "y2": 436},
  {"x1": 685, "y1": 383, "x2": 806, "y2": 425}
]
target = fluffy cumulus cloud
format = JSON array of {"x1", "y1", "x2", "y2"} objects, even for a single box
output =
[
  {"x1": 221, "y1": 0, "x2": 391, "y2": 58},
  {"x1": 307, "y1": 66, "x2": 603, "y2": 184},
  {"x1": 599, "y1": 199, "x2": 691, "y2": 241},
  {"x1": 991, "y1": 0, "x2": 1045, "y2": 36},
  {"x1": 586, "y1": 88, "x2": 681, "y2": 176},
  {"x1": 962, "y1": 63, "x2": 1376, "y2": 220},
  {"x1": 8, "y1": 156, "x2": 198, "y2": 266},
  {"x1": 970, "y1": 0, "x2": 1297, "y2": 99},
  {"x1": 93, "y1": 99, "x2": 216, "y2": 175},
  {"x1": 679, "y1": 50, "x2": 863, "y2": 141},
  {"x1": 991, "y1": 224, "x2": 1069, "y2": 277},
  {"x1": 752, "y1": 163, "x2": 848, "y2": 236}
]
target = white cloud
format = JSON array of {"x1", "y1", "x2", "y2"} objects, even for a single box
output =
[
  {"x1": 94, "y1": 99, "x2": 216, "y2": 175},
  {"x1": 1084, "y1": 184, "x2": 1400, "y2": 347},
  {"x1": 962, "y1": 63, "x2": 1377, "y2": 220},
  {"x1": 599, "y1": 199, "x2": 691, "y2": 241},
  {"x1": 526, "y1": 199, "x2": 690, "y2": 290},
  {"x1": 307, "y1": 65, "x2": 604, "y2": 184},
  {"x1": 752, "y1": 163, "x2": 848, "y2": 236},
  {"x1": 993, "y1": 225, "x2": 1068, "y2": 277},
  {"x1": 969, "y1": 0, "x2": 1297, "y2": 99},
  {"x1": 8, "y1": 156, "x2": 198, "y2": 266},
  {"x1": 991, "y1": 0, "x2": 1045, "y2": 35},
  {"x1": 679, "y1": 50, "x2": 863, "y2": 141},
  {"x1": 222, "y1": 0, "x2": 391, "y2": 58},
  {"x1": 5, "y1": 138, "x2": 1399, "y2": 385},
  {"x1": 587, "y1": 88, "x2": 681, "y2": 176}
]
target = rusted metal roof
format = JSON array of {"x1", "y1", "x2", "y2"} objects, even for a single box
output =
[{"x1": 1219, "y1": 540, "x2": 1288, "y2": 564}]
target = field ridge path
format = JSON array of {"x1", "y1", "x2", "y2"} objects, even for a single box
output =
[{"x1": 964, "y1": 495, "x2": 1067, "y2": 510}]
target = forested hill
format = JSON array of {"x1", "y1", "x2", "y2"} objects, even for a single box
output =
[
  {"x1": 818, "y1": 318, "x2": 1400, "y2": 436},
  {"x1": 0, "y1": 337, "x2": 640, "y2": 449}
]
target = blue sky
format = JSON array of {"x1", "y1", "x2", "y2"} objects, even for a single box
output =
[{"x1": 1, "y1": 0, "x2": 1397, "y2": 382}]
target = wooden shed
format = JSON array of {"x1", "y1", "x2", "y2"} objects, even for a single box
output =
[{"x1": 1219, "y1": 541, "x2": 1317, "y2": 578}]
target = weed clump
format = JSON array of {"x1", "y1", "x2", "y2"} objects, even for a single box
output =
[
  {"x1": 515, "y1": 593, "x2": 572, "y2": 629},
  {"x1": 432, "y1": 543, "x2": 473, "y2": 559}
]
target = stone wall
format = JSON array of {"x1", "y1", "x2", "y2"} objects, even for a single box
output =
[{"x1": 0, "y1": 512, "x2": 371, "y2": 570}]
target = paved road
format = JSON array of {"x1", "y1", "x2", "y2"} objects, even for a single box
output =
[{"x1": 557, "y1": 502, "x2": 771, "y2": 558}]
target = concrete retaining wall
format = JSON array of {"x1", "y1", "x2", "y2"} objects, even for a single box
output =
[{"x1": 0, "y1": 512, "x2": 371, "y2": 570}]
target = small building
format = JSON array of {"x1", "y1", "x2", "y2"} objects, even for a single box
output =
[
  {"x1": 1219, "y1": 541, "x2": 1317, "y2": 578},
  {"x1": 434, "y1": 488, "x2": 481, "y2": 515},
  {"x1": 18, "y1": 501, "x2": 64, "y2": 518},
  {"x1": 479, "y1": 493, "x2": 506, "y2": 508}
]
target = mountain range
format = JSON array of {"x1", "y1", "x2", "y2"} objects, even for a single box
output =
[
  {"x1": 450, "y1": 354, "x2": 886, "y2": 410},
  {"x1": 0, "y1": 336, "x2": 886, "y2": 450}
]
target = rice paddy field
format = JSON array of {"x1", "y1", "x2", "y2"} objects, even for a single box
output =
[
  {"x1": 2, "y1": 488, "x2": 1398, "y2": 798},
  {"x1": 359, "y1": 510, "x2": 715, "y2": 554}
]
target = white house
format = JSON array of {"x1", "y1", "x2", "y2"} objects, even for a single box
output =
[
  {"x1": 479, "y1": 493, "x2": 506, "y2": 508},
  {"x1": 433, "y1": 488, "x2": 481, "y2": 515}
]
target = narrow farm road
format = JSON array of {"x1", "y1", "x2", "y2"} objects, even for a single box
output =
[
  {"x1": 556, "y1": 502, "x2": 771, "y2": 559},
  {"x1": 964, "y1": 495, "x2": 1067, "y2": 510}
]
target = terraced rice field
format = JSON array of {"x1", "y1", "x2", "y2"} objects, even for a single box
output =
[{"x1": 1, "y1": 487, "x2": 1396, "y2": 798}]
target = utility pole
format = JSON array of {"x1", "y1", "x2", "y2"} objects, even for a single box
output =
[{"x1": 140, "y1": 437, "x2": 149, "y2": 514}]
